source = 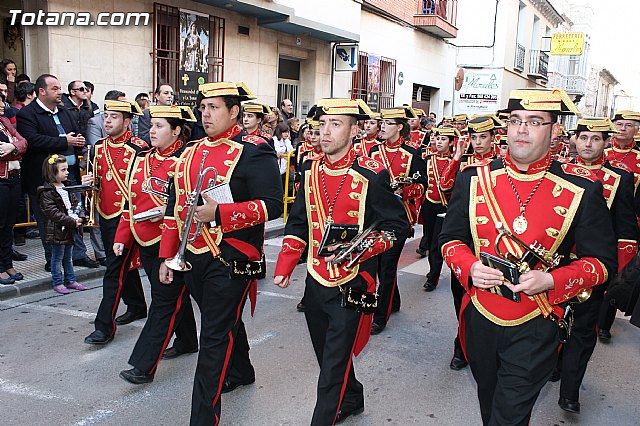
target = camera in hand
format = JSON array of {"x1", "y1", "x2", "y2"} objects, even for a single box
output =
[{"x1": 480, "y1": 252, "x2": 521, "y2": 302}]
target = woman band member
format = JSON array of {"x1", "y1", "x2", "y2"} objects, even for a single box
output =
[{"x1": 115, "y1": 105, "x2": 199, "y2": 384}]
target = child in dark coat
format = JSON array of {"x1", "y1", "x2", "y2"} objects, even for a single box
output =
[{"x1": 38, "y1": 154, "x2": 88, "y2": 294}]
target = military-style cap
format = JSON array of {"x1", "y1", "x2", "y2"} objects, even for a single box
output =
[
  {"x1": 572, "y1": 117, "x2": 619, "y2": 136},
  {"x1": 104, "y1": 100, "x2": 143, "y2": 116},
  {"x1": 452, "y1": 114, "x2": 468, "y2": 122},
  {"x1": 497, "y1": 112, "x2": 511, "y2": 120},
  {"x1": 198, "y1": 81, "x2": 256, "y2": 101},
  {"x1": 432, "y1": 127, "x2": 461, "y2": 138},
  {"x1": 500, "y1": 88, "x2": 580, "y2": 116},
  {"x1": 559, "y1": 125, "x2": 569, "y2": 137},
  {"x1": 468, "y1": 114, "x2": 504, "y2": 133},
  {"x1": 497, "y1": 134, "x2": 509, "y2": 146},
  {"x1": 612, "y1": 110, "x2": 640, "y2": 123},
  {"x1": 366, "y1": 111, "x2": 381, "y2": 120},
  {"x1": 380, "y1": 106, "x2": 417, "y2": 120},
  {"x1": 413, "y1": 108, "x2": 426, "y2": 117},
  {"x1": 149, "y1": 105, "x2": 196, "y2": 122},
  {"x1": 243, "y1": 102, "x2": 273, "y2": 116},
  {"x1": 313, "y1": 98, "x2": 374, "y2": 120}
]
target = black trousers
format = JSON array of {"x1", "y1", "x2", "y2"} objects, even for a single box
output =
[
  {"x1": 185, "y1": 252, "x2": 254, "y2": 426},
  {"x1": 559, "y1": 284, "x2": 606, "y2": 401},
  {"x1": 418, "y1": 199, "x2": 443, "y2": 252},
  {"x1": 373, "y1": 235, "x2": 406, "y2": 326},
  {"x1": 426, "y1": 202, "x2": 447, "y2": 285},
  {"x1": 464, "y1": 303, "x2": 559, "y2": 426},
  {"x1": 0, "y1": 175, "x2": 20, "y2": 272},
  {"x1": 93, "y1": 216, "x2": 146, "y2": 336},
  {"x1": 128, "y1": 243, "x2": 198, "y2": 375},
  {"x1": 450, "y1": 275, "x2": 465, "y2": 357},
  {"x1": 597, "y1": 289, "x2": 617, "y2": 332},
  {"x1": 304, "y1": 275, "x2": 365, "y2": 426}
]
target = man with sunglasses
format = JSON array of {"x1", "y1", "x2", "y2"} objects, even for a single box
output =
[
  {"x1": 440, "y1": 88, "x2": 616, "y2": 425},
  {"x1": 62, "y1": 80, "x2": 93, "y2": 137}
]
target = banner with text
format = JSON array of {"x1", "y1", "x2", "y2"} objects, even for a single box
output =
[
  {"x1": 454, "y1": 69, "x2": 503, "y2": 116},
  {"x1": 179, "y1": 9, "x2": 209, "y2": 107}
]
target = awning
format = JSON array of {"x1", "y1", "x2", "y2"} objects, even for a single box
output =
[{"x1": 194, "y1": 0, "x2": 359, "y2": 42}]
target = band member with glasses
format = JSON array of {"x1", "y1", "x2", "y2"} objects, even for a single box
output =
[
  {"x1": 274, "y1": 98, "x2": 408, "y2": 425},
  {"x1": 440, "y1": 88, "x2": 616, "y2": 425},
  {"x1": 158, "y1": 82, "x2": 283, "y2": 425},
  {"x1": 115, "y1": 105, "x2": 198, "y2": 384}
]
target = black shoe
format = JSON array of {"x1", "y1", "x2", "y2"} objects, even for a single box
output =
[
  {"x1": 416, "y1": 248, "x2": 427, "y2": 258},
  {"x1": 115, "y1": 311, "x2": 147, "y2": 325},
  {"x1": 335, "y1": 406, "x2": 365, "y2": 424},
  {"x1": 0, "y1": 275, "x2": 15, "y2": 285},
  {"x1": 97, "y1": 257, "x2": 107, "y2": 267},
  {"x1": 120, "y1": 368, "x2": 154, "y2": 384},
  {"x1": 391, "y1": 305, "x2": 400, "y2": 313},
  {"x1": 73, "y1": 257, "x2": 99, "y2": 268},
  {"x1": 423, "y1": 280, "x2": 437, "y2": 292},
  {"x1": 598, "y1": 329, "x2": 611, "y2": 342},
  {"x1": 296, "y1": 302, "x2": 305, "y2": 312},
  {"x1": 14, "y1": 234, "x2": 26, "y2": 246},
  {"x1": 9, "y1": 272, "x2": 24, "y2": 281},
  {"x1": 11, "y1": 250, "x2": 27, "y2": 261},
  {"x1": 25, "y1": 229, "x2": 39, "y2": 239},
  {"x1": 548, "y1": 367, "x2": 561, "y2": 382},
  {"x1": 84, "y1": 330, "x2": 113, "y2": 345},
  {"x1": 162, "y1": 346, "x2": 198, "y2": 360},
  {"x1": 450, "y1": 355, "x2": 468, "y2": 370},
  {"x1": 558, "y1": 397, "x2": 580, "y2": 413},
  {"x1": 45, "y1": 262, "x2": 51, "y2": 272},
  {"x1": 221, "y1": 377, "x2": 255, "y2": 394},
  {"x1": 370, "y1": 322, "x2": 385, "y2": 335}
]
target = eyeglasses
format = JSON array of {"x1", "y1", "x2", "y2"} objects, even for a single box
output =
[
  {"x1": 505, "y1": 119, "x2": 554, "y2": 128},
  {"x1": 380, "y1": 121, "x2": 399, "y2": 126},
  {"x1": 72, "y1": 87, "x2": 87, "y2": 92}
]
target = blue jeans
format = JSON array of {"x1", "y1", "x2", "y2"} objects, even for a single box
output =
[{"x1": 51, "y1": 244, "x2": 76, "y2": 287}]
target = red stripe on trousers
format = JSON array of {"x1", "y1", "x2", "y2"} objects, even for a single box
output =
[{"x1": 149, "y1": 285, "x2": 187, "y2": 375}]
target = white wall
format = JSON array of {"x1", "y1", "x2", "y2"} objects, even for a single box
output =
[{"x1": 357, "y1": 11, "x2": 456, "y2": 117}]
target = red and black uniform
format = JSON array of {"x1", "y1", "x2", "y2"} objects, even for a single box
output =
[
  {"x1": 247, "y1": 126, "x2": 272, "y2": 141},
  {"x1": 114, "y1": 140, "x2": 198, "y2": 377},
  {"x1": 439, "y1": 153, "x2": 617, "y2": 425},
  {"x1": 369, "y1": 139, "x2": 427, "y2": 327},
  {"x1": 408, "y1": 128, "x2": 427, "y2": 150},
  {"x1": 606, "y1": 140, "x2": 640, "y2": 219},
  {"x1": 274, "y1": 148, "x2": 408, "y2": 426},
  {"x1": 556, "y1": 156, "x2": 638, "y2": 403},
  {"x1": 92, "y1": 129, "x2": 148, "y2": 338},
  {"x1": 353, "y1": 134, "x2": 380, "y2": 158},
  {"x1": 418, "y1": 151, "x2": 452, "y2": 286},
  {"x1": 160, "y1": 124, "x2": 283, "y2": 426}
]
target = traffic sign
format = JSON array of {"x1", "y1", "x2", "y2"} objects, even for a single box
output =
[{"x1": 335, "y1": 44, "x2": 359, "y2": 72}]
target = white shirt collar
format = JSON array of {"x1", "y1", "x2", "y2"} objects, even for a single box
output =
[{"x1": 36, "y1": 98, "x2": 58, "y2": 114}]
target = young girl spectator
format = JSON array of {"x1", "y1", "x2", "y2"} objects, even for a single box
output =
[
  {"x1": 272, "y1": 123, "x2": 294, "y2": 190},
  {"x1": 38, "y1": 154, "x2": 87, "y2": 294}
]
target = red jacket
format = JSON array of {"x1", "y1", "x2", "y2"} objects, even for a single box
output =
[{"x1": 0, "y1": 116, "x2": 27, "y2": 179}]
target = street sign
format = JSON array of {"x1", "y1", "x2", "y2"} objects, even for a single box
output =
[
  {"x1": 335, "y1": 44, "x2": 358, "y2": 72},
  {"x1": 551, "y1": 32, "x2": 584, "y2": 55}
]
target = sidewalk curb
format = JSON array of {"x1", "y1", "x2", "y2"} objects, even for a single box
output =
[
  {"x1": 0, "y1": 223, "x2": 285, "y2": 301},
  {"x1": 0, "y1": 267, "x2": 107, "y2": 301}
]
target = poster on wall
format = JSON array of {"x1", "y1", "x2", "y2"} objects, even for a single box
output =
[
  {"x1": 367, "y1": 55, "x2": 380, "y2": 111},
  {"x1": 454, "y1": 69, "x2": 503, "y2": 116},
  {"x1": 179, "y1": 9, "x2": 209, "y2": 107}
]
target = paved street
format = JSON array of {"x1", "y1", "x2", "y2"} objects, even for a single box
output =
[{"x1": 1, "y1": 232, "x2": 639, "y2": 425}]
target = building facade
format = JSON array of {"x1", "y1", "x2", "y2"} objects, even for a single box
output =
[{"x1": 2, "y1": 0, "x2": 457, "y2": 119}]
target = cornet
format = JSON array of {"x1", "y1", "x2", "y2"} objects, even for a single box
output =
[
  {"x1": 83, "y1": 152, "x2": 100, "y2": 228},
  {"x1": 390, "y1": 171, "x2": 422, "y2": 191},
  {"x1": 142, "y1": 176, "x2": 170, "y2": 199},
  {"x1": 165, "y1": 150, "x2": 218, "y2": 272},
  {"x1": 330, "y1": 224, "x2": 396, "y2": 270}
]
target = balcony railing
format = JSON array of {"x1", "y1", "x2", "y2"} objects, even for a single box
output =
[
  {"x1": 414, "y1": 0, "x2": 458, "y2": 38},
  {"x1": 528, "y1": 49, "x2": 548, "y2": 79},
  {"x1": 565, "y1": 74, "x2": 587, "y2": 94},
  {"x1": 514, "y1": 43, "x2": 525, "y2": 71}
]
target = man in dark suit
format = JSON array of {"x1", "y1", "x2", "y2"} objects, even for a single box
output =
[{"x1": 16, "y1": 74, "x2": 98, "y2": 270}]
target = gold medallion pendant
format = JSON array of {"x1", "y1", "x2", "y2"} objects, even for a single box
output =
[
  {"x1": 512, "y1": 215, "x2": 528, "y2": 235},
  {"x1": 105, "y1": 170, "x2": 113, "y2": 181}
]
